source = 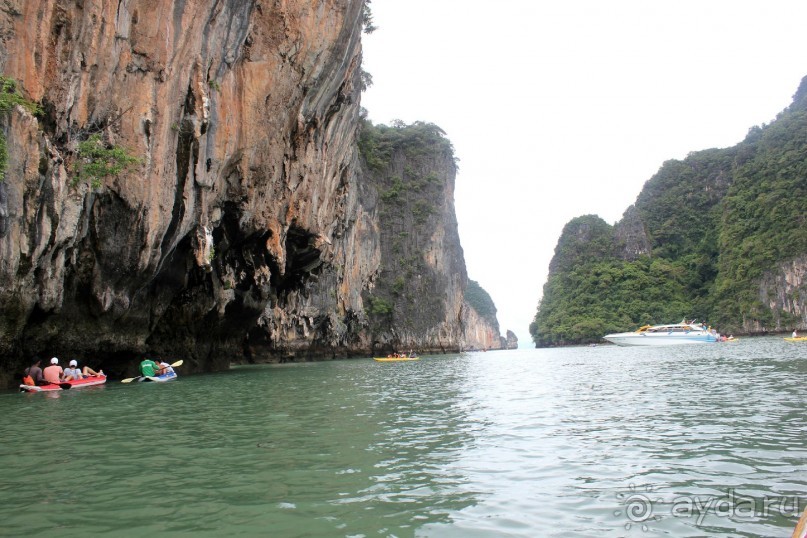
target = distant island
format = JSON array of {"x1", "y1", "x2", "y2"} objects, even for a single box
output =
[{"x1": 531, "y1": 76, "x2": 807, "y2": 347}]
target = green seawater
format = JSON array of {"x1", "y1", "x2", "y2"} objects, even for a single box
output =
[{"x1": 2, "y1": 337, "x2": 807, "y2": 537}]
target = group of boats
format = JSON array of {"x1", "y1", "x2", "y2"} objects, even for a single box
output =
[
  {"x1": 19, "y1": 360, "x2": 181, "y2": 393},
  {"x1": 18, "y1": 326, "x2": 805, "y2": 391}
]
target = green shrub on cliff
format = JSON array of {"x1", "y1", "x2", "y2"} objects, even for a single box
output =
[
  {"x1": 0, "y1": 76, "x2": 41, "y2": 116},
  {"x1": 74, "y1": 134, "x2": 140, "y2": 189},
  {"x1": 358, "y1": 118, "x2": 454, "y2": 172},
  {"x1": 366, "y1": 296, "x2": 393, "y2": 316},
  {"x1": 0, "y1": 75, "x2": 41, "y2": 182}
]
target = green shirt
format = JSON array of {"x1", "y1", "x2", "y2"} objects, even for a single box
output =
[{"x1": 140, "y1": 359, "x2": 159, "y2": 377}]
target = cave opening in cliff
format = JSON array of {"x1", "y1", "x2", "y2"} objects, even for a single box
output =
[{"x1": 271, "y1": 226, "x2": 323, "y2": 297}]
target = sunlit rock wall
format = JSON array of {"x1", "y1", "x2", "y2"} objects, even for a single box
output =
[{"x1": 0, "y1": 0, "x2": 368, "y2": 385}]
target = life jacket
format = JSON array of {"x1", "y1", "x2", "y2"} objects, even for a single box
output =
[{"x1": 22, "y1": 374, "x2": 35, "y2": 386}]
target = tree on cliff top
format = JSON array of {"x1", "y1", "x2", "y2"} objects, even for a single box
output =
[{"x1": 465, "y1": 280, "x2": 499, "y2": 330}]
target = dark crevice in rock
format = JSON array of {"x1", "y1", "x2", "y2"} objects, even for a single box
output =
[
  {"x1": 275, "y1": 225, "x2": 323, "y2": 297},
  {"x1": 161, "y1": 86, "x2": 198, "y2": 256}
]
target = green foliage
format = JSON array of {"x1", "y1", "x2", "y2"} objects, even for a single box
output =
[
  {"x1": 411, "y1": 200, "x2": 433, "y2": 224},
  {"x1": 360, "y1": 69, "x2": 373, "y2": 92},
  {"x1": 713, "y1": 103, "x2": 807, "y2": 327},
  {"x1": 74, "y1": 134, "x2": 140, "y2": 189},
  {"x1": 0, "y1": 76, "x2": 41, "y2": 116},
  {"x1": 358, "y1": 118, "x2": 454, "y2": 172},
  {"x1": 549, "y1": 215, "x2": 616, "y2": 274},
  {"x1": 0, "y1": 75, "x2": 41, "y2": 182},
  {"x1": 633, "y1": 149, "x2": 733, "y2": 259},
  {"x1": 532, "y1": 257, "x2": 696, "y2": 346},
  {"x1": 465, "y1": 280, "x2": 498, "y2": 328},
  {"x1": 380, "y1": 176, "x2": 404, "y2": 203},
  {"x1": 366, "y1": 296, "x2": 393, "y2": 316},
  {"x1": 362, "y1": 1, "x2": 377, "y2": 33}
]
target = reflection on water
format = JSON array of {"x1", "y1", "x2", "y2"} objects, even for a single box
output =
[{"x1": 1, "y1": 337, "x2": 806, "y2": 537}]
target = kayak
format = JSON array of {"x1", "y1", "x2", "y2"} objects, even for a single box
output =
[
  {"x1": 373, "y1": 357, "x2": 419, "y2": 362},
  {"x1": 785, "y1": 336, "x2": 807, "y2": 342},
  {"x1": 20, "y1": 375, "x2": 107, "y2": 393},
  {"x1": 138, "y1": 371, "x2": 178, "y2": 382}
]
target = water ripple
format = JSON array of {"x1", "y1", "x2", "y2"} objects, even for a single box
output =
[{"x1": 1, "y1": 337, "x2": 806, "y2": 536}]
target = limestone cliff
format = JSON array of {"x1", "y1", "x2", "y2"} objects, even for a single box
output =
[
  {"x1": 504, "y1": 330, "x2": 518, "y2": 350},
  {"x1": 0, "y1": 0, "x2": 501, "y2": 387},
  {"x1": 347, "y1": 120, "x2": 502, "y2": 355}
]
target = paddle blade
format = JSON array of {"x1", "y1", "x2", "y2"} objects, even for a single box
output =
[
  {"x1": 121, "y1": 376, "x2": 139, "y2": 383},
  {"x1": 170, "y1": 360, "x2": 183, "y2": 368}
]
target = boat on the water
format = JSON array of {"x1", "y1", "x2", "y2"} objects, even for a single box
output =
[
  {"x1": 138, "y1": 371, "x2": 178, "y2": 382},
  {"x1": 20, "y1": 374, "x2": 107, "y2": 393},
  {"x1": 603, "y1": 321, "x2": 719, "y2": 346},
  {"x1": 785, "y1": 336, "x2": 807, "y2": 342},
  {"x1": 373, "y1": 357, "x2": 419, "y2": 362}
]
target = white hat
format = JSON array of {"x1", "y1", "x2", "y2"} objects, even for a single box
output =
[
  {"x1": 69, "y1": 360, "x2": 78, "y2": 367},
  {"x1": 50, "y1": 357, "x2": 59, "y2": 364}
]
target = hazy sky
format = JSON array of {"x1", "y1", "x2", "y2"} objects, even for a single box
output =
[{"x1": 359, "y1": 0, "x2": 807, "y2": 347}]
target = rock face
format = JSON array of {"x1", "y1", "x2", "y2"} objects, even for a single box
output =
[
  {"x1": 504, "y1": 330, "x2": 518, "y2": 350},
  {"x1": 0, "y1": 0, "x2": 501, "y2": 387},
  {"x1": 461, "y1": 302, "x2": 501, "y2": 351},
  {"x1": 613, "y1": 205, "x2": 650, "y2": 261},
  {"x1": 756, "y1": 255, "x2": 807, "y2": 332}
]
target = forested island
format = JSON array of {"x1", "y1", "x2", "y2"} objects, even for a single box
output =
[{"x1": 531, "y1": 76, "x2": 807, "y2": 346}]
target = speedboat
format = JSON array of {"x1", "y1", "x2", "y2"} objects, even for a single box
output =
[{"x1": 603, "y1": 321, "x2": 719, "y2": 346}]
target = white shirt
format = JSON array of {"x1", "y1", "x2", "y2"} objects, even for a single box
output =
[{"x1": 64, "y1": 367, "x2": 82, "y2": 379}]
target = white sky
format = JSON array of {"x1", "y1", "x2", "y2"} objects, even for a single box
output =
[{"x1": 359, "y1": 0, "x2": 807, "y2": 347}]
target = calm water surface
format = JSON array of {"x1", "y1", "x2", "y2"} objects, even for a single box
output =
[{"x1": 2, "y1": 337, "x2": 807, "y2": 537}]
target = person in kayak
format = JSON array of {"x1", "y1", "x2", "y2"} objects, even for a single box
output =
[
  {"x1": 43, "y1": 357, "x2": 64, "y2": 384},
  {"x1": 22, "y1": 357, "x2": 47, "y2": 386},
  {"x1": 63, "y1": 360, "x2": 83, "y2": 381},
  {"x1": 64, "y1": 359, "x2": 104, "y2": 381},
  {"x1": 156, "y1": 359, "x2": 174, "y2": 376},
  {"x1": 139, "y1": 357, "x2": 162, "y2": 377}
]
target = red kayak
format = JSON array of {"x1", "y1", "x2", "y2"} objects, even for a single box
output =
[{"x1": 20, "y1": 375, "x2": 107, "y2": 392}]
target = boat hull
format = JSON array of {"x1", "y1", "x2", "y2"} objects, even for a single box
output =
[
  {"x1": 373, "y1": 357, "x2": 419, "y2": 362},
  {"x1": 785, "y1": 337, "x2": 807, "y2": 342},
  {"x1": 139, "y1": 372, "x2": 178, "y2": 382},
  {"x1": 20, "y1": 375, "x2": 107, "y2": 392},
  {"x1": 603, "y1": 334, "x2": 717, "y2": 346}
]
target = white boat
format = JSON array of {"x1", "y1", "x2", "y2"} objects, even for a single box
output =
[{"x1": 603, "y1": 321, "x2": 719, "y2": 346}]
